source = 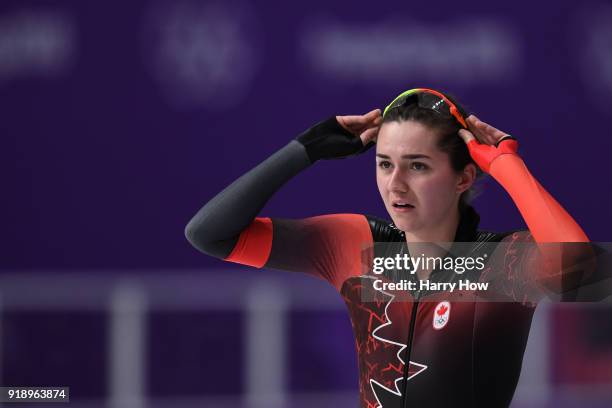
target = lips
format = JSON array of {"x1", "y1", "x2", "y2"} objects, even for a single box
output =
[
  {"x1": 391, "y1": 200, "x2": 415, "y2": 213},
  {"x1": 392, "y1": 200, "x2": 414, "y2": 208}
]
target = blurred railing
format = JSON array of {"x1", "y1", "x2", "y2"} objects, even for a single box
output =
[{"x1": 0, "y1": 270, "x2": 610, "y2": 408}]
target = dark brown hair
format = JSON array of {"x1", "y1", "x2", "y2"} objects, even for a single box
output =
[{"x1": 382, "y1": 96, "x2": 484, "y2": 212}]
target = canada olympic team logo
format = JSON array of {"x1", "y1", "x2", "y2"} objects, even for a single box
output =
[{"x1": 433, "y1": 301, "x2": 451, "y2": 330}]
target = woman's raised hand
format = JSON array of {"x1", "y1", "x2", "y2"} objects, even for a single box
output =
[
  {"x1": 336, "y1": 108, "x2": 383, "y2": 146},
  {"x1": 296, "y1": 109, "x2": 382, "y2": 163},
  {"x1": 458, "y1": 115, "x2": 519, "y2": 173}
]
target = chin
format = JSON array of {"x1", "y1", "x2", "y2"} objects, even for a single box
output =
[{"x1": 389, "y1": 215, "x2": 419, "y2": 234}]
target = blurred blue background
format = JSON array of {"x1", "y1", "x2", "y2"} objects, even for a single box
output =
[{"x1": 2, "y1": 0, "x2": 612, "y2": 407}]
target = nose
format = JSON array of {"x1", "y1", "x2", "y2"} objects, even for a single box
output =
[{"x1": 387, "y1": 167, "x2": 409, "y2": 193}]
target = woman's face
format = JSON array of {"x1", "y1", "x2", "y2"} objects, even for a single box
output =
[{"x1": 376, "y1": 120, "x2": 470, "y2": 236}]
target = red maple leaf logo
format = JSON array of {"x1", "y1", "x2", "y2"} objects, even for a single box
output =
[{"x1": 436, "y1": 304, "x2": 448, "y2": 316}]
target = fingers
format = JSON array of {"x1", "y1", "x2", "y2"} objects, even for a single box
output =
[
  {"x1": 360, "y1": 126, "x2": 380, "y2": 145},
  {"x1": 466, "y1": 116, "x2": 492, "y2": 144},
  {"x1": 338, "y1": 114, "x2": 367, "y2": 126},
  {"x1": 458, "y1": 128, "x2": 477, "y2": 144},
  {"x1": 359, "y1": 109, "x2": 382, "y2": 145},
  {"x1": 373, "y1": 112, "x2": 383, "y2": 126},
  {"x1": 466, "y1": 115, "x2": 510, "y2": 145},
  {"x1": 338, "y1": 108, "x2": 381, "y2": 127},
  {"x1": 364, "y1": 108, "x2": 382, "y2": 121}
]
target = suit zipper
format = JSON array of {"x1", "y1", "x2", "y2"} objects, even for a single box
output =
[{"x1": 400, "y1": 290, "x2": 420, "y2": 408}]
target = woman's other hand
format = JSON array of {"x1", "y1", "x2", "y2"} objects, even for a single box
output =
[{"x1": 458, "y1": 115, "x2": 519, "y2": 173}]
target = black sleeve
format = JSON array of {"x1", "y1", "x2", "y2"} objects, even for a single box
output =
[
  {"x1": 184, "y1": 140, "x2": 311, "y2": 258},
  {"x1": 184, "y1": 115, "x2": 367, "y2": 260}
]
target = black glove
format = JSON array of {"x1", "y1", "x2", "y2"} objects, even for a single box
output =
[{"x1": 296, "y1": 116, "x2": 375, "y2": 163}]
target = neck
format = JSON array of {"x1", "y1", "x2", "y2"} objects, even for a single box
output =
[
  {"x1": 404, "y1": 206, "x2": 462, "y2": 280},
  {"x1": 404, "y1": 206, "x2": 461, "y2": 245}
]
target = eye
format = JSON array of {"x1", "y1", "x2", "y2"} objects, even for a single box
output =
[
  {"x1": 378, "y1": 160, "x2": 392, "y2": 169},
  {"x1": 410, "y1": 162, "x2": 429, "y2": 171}
]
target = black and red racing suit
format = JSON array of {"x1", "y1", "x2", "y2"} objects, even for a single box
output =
[{"x1": 185, "y1": 118, "x2": 592, "y2": 407}]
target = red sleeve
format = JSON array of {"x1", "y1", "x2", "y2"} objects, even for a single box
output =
[
  {"x1": 224, "y1": 214, "x2": 374, "y2": 292},
  {"x1": 487, "y1": 154, "x2": 594, "y2": 298},
  {"x1": 224, "y1": 217, "x2": 273, "y2": 268},
  {"x1": 489, "y1": 154, "x2": 588, "y2": 243}
]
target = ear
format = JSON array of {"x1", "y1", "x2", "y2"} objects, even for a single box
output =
[{"x1": 457, "y1": 163, "x2": 477, "y2": 194}]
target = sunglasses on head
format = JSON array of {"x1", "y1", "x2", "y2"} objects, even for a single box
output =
[{"x1": 382, "y1": 88, "x2": 469, "y2": 129}]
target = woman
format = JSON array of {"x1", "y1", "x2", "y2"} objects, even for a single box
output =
[{"x1": 185, "y1": 88, "x2": 590, "y2": 407}]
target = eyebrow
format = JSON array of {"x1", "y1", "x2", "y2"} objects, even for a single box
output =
[{"x1": 376, "y1": 153, "x2": 432, "y2": 160}]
